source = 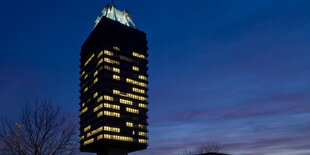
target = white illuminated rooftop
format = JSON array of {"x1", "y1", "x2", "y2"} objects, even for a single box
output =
[{"x1": 95, "y1": 5, "x2": 137, "y2": 29}]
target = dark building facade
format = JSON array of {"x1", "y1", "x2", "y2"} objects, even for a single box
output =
[{"x1": 79, "y1": 5, "x2": 149, "y2": 154}]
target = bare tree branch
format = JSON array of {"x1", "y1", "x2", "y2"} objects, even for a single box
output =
[{"x1": 0, "y1": 101, "x2": 78, "y2": 155}]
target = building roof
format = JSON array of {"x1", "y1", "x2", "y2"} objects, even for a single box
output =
[{"x1": 95, "y1": 5, "x2": 137, "y2": 29}]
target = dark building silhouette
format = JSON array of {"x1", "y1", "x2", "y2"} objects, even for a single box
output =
[{"x1": 79, "y1": 5, "x2": 149, "y2": 155}]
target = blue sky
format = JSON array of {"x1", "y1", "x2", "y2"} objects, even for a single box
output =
[{"x1": 0, "y1": 0, "x2": 310, "y2": 154}]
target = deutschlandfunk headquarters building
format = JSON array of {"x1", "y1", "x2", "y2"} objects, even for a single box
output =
[{"x1": 79, "y1": 5, "x2": 149, "y2": 155}]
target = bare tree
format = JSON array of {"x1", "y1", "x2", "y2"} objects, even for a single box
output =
[
  {"x1": 0, "y1": 101, "x2": 78, "y2": 155},
  {"x1": 196, "y1": 142, "x2": 222, "y2": 154}
]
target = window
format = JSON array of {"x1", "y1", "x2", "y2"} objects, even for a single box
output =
[
  {"x1": 104, "y1": 57, "x2": 120, "y2": 65},
  {"x1": 80, "y1": 107, "x2": 88, "y2": 115},
  {"x1": 133, "y1": 87, "x2": 146, "y2": 94},
  {"x1": 133, "y1": 66, "x2": 139, "y2": 71},
  {"x1": 98, "y1": 111, "x2": 120, "y2": 118},
  {"x1": 113, "y1": 67, "x2": 120, "y2": 73},
  {"x1": 93, "y1": 92, "x2": 98, "y2": 98},
  {"x1": 93, "y1": 104, "x2": 103, "y2": 112},
  {"x1": 138, "y1": 139, "x2": 147, "y2": 143},
  {"x1": 94, "y1": 70, "x2": 98, "y2": 77},
  {"x1": 97, "y1": 96, "x2": 103, "y2": 102},
  {"x1": 94, "y1": 78, "x2": 98, "y2": 84},
  {"x1": 114, "y1": 89, "x2": 146, "y2": 101},
  {"x1": 98, "y1": 51, "x2": 103, "y2": 58},
  {"x1": 104, "y1": 134, "x2": 133, "y2": 142},
  {"x1": 104, "y1": 50, "x2": 113, "y2": 56},
  {"x1": 133, "y1": 52, "x2": 146, "y2": 59},
  {"x1": 126, "y1": 107, "x2": 139, "y2": 114},
  {"x1": 126, "y1": 122, "x2": 133, "y2": 127},
  {"x1": 113, "y1": 46, "x2": 120, "y2": 51},
  {"x1": 113, "y1": 75, "x2": 120, "y2": 80},
  {"x1": 84, "y1": 125, "x2": 91, "y2": 132},
  {"x1": 119, "y1": 98, "x2": 133, "y2": 105},
  {"x1": 104, "y1": 95, "x2": 113, "y2": 101},
  {"x1": 139, "y1": 103, "x2": 147, "y2": 108},
  {"x1": 126, "y1": 78, "x2": 147, "y2": 87},
  {"x1": 84, "y1": 138, "x2": 94, "y2": 145},
  {"x1": 87, "y1": 126, "x2": 103, "y2": 137},
  {"x1": 104, "y1": 103, "x2": 120, "y2": 110},
  {"x1": 84, "y1": 53, "x2": 95, "y2": 66},
  {"x1": 138, "y1": 124, "x2": 146, "y2": 129},
  {"x1": 84, "y1": 74, "x2": 88, "y2": 79},
  {"x1": 138, "y1": 75, "x2": 147, "y2": 81},
  {"x1": 138, "y1": 132, "x2": 147, "y2": 137},
  {"x1": 104, "y1": 126, "x2": 120, "y2": 133}
]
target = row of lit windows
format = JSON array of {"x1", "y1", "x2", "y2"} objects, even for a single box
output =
[
  {"x1": 120, "y1": 55, "x2": 133, "y2": 62},
  {"x1": 126, "y1": 78, "x2": 147, "y2": 87},
  {"x1": 97, "y1": 95, "x2": 114, "y2": 103},
  {"x1": 113, "y1": 74, "x2": 120, "y2": 80},
  {"x1": 104, "y1": 103, "x2": 120, "y2": 110},
  {"x1": 139, "y1": 103, "x2": 147, "y2": 109},
  {"x1": 80, "y1": 107, "x2": 88, "y2": 115},
  {"x1": 133, "y1": 66, "x2": 139, "y2": 71},
  {"x1": 94, "y1": 103, "x2": 120, "y2": 112},
  {"x1": 138, "y1": 132, "x2": 147, "y2": 137},
  {"x1": 80, "y1": 135, "x2": 84, "y2": 140},
  {"x1": 138, "y1": 75, "x2": 147, "y2": 81},
  {"x1": 120, "y1": 98, "x2": 133, "y2": 105},
  {"x1": 81, "y1": 71, "x2": 85, "y2": 76},
  {"x1": 84, "y1": 53, "x2": 95, "y2": 66},
  {"x1": 84, "y1": 74, "x2": 88, "y2": 79},
  {"x1": 94, "y1": 78, "x2": 98, "y2": 84},
  {"x1": 84, "y1": 87, "x2": 88, "y2": 92},
  {"x1": 104, "y1": 126, "x2": 120, "y2": 133},
  {"x1": 98, "y1": 51, "x2": 103, "y2": 58},
  {"x1": 132, "y1": 87, "x2": 146, "y2": 94},
  {"x1": 126, "y1": 107, "x2": 139, "y2": 114},
  {"x1": 113, "y1": 46, "x2": 120, "y2": 51},
  {"x1": 113, "y1": 89, "x2": 147, "y2": 101},
  {"x1": 133, "y1": 52, "x2": 146, "y2": 59},
  {"x1": 97, "y1": 111, "x2": 120, "y2": 118},
  {"x1": 104, "y1": 50, "x2": 113, "y2": 56},
  {"x1": 126, "y1": 122, "x2": 147, "y2": 129},
  {"x1": 87, "y1": 126, "x2": 103, "y2": 137},
  {"x1": 104, "y1": 57, "x2": 120, "y2": 65},
  {"x1": 84, "y1": 138, "x2": 94, "y2": 145},
  {"x1": 84, "y1": 125, "x2": 91, "y2": 132},
  {"x1": 103, "y1": 134, "x2": 133, "y2": 142},
  {"x1": 138, "y1": 139, "x2": 147, "y2": 143}
]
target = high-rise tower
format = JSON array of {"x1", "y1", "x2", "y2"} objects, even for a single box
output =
[{"x1": 79, "y1": 5, "x2": 149, "y2": 155}]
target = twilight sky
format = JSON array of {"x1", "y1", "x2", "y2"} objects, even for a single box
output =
[{"x1": 1, "y1": 0, "x2": 310, "y2": 155}]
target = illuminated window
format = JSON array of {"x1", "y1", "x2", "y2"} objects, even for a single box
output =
[
  {"x1": 97, "y1": 96, "x2": 103, "y2": 102},
  {"x1": 113, "y1": 89, "x2": 120, "y2": 94},
  {"x1": 133, "y1": 66, "x2": 139, "y2": 71},
  {"x1": 104, "y1": 95, "x2": 113, "y2": 101},
  {"x1": 138, "y1": 75, "x2": 147, "y2": 81},
  {"x1": 97, "y1": 58, "x2": 103, "y2": 66},
  {"x1": 93, "y1": 92, "x2": 98, "y2": 98},
  {"x1": 80, "y1": 136, "x2": 85, "y2": 140},
  {"x1": 138, "y1": 124, "x2": 146, "y2": 129},
  {"x1": 84, "y1": 138, "x2": 94, "y2": 145},
  {"x1": 97, "y1": 134, "x2": 103, "y2": 140},
  {"x1": 94, "y1": 78, "x2": 98, "y2": 84},
  {"x1": 84, "y1": 125, "x2": 91, "y2": 132},
  {"x1": 133, "y1": 52, "x2": 146, "y2": 59},
  {"x1": 113, "y1": 75, "x2": 120, "y2": 80},
  {"x1": 98, "y1": 51, "x2": 103, "y2": 58},
  {"x1": 113, "y1": 67, "x2": 120, "y2": 73},
  {"x1": 104, "y1": 65, "x2": 112, "y2": 71},
  {"x1": 104, "y1": 57, "x2": 120, "y2": 65},
  {"x1": 126, "y1": 107, "x2": 139, "y2": 114},
  {"x1": 93, "y1": 104, "x2": 103, "y2": 112},
  {"x1": 84, "y1": 74, "x2": 88, "y2": 79},
  {"x1": 104, "y1": 134, "x2": 133, "y2": 142},
  {"x1": 119, "y1": 98, "x2": 133, "y2": 105},
  {"x1": 102, "y1": 111, "x2": 120, "y2": 118},
  {"x1": 81, "y1": 71, "x2": 85, "y2": 76},
  {"x1": 87, "y1": 126, "x2": 103, "y2": 137},
  {"x1": 114, "y1": 89, "x2": 146, "y2": 101},
  {"x1": 104, "y1": 126, "x2": 120, "y2": 133},
  {"x1": 113, "y1": 46, "x2": 120, "y2": 51},
  {"x1": 133, "y1": 87, "x2": 146, "y2": 94},
  {"x1": 139, "y1": 103, "x2": 147, "y2": 108},
  {"x1": 138, "y1": 139, "x2": 147, "y2": 143},
  {"x1": 126, "y1": 122, "x2": 133, "y2": 127},
  {"x1": 104, "y1": 103, "x2": 120, "y2": 110},
  {"x1": 120, "y1": 55, "x2": 133, "y2": 62},
  {"x1": 81, "y1": 102, "x2": 85, "y2": 107},
  {"x1": 126, "y1": 78, "x2": 147, "y2": 87},
  {"x1": 138, "y1": 132, "x2": 147, "y2": 137},
  {"x1": 97, "y1": 111, "x2": 103, "y2": 117},
  {"x1": 84, "y1": 53, "x2": 95, "y2": 66},
  {"x1": 94, "y1": 70, "x2": 98, "y2": 77},
  {"x1": 104, "y1": 50, "x2": 113, "y2": 56},
  {"x1": 80, "y1": 107, "x2": 88, "y2": 115}
]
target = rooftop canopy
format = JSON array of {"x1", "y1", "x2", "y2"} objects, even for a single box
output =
[{"x1": 95, "y1": 5, "x2": 137, "y2": 29}]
